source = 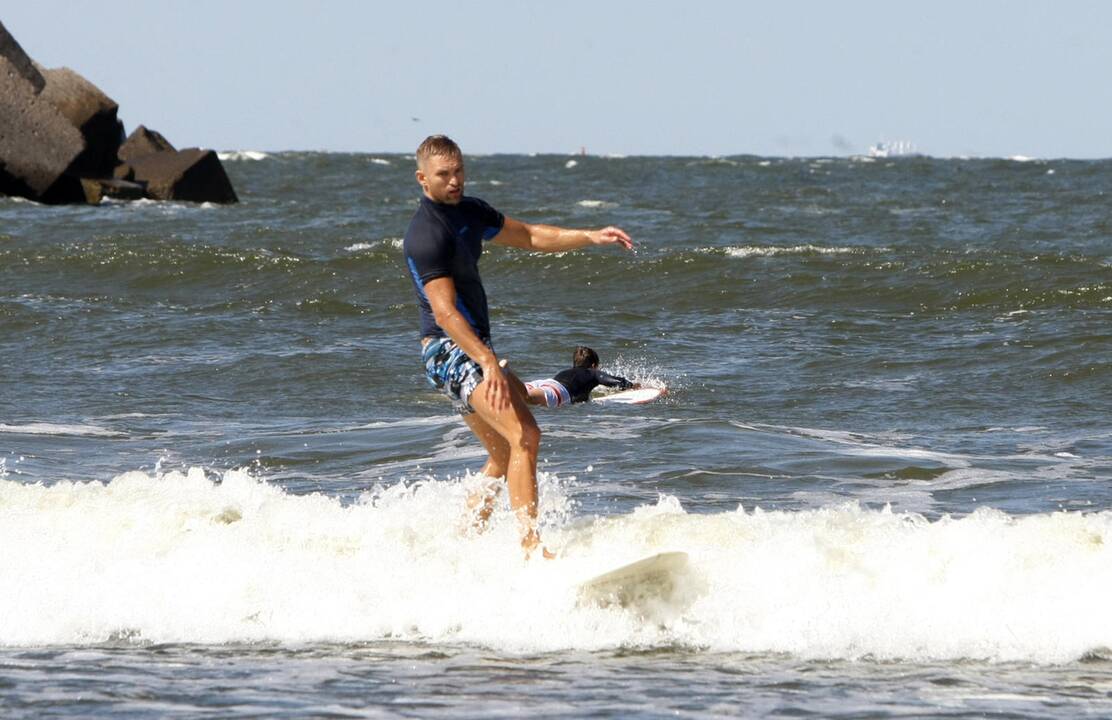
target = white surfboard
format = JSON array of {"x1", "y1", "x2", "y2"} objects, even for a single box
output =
[
  {"x1": 593, "y1": 386, "x2": 667, "y2": 405},
  {"x1": 577, "y1": 551, "x2": 689, "y2": 609}
]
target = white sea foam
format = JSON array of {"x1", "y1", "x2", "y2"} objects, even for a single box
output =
[
  {"x1": 565, "y1": 160, "x2": 578, "y2": 169},
  {"x1": 577, "y1": 200, "x2": 618, "y2": 209},
  {"x1": 722, "y1": 245, "x2": 864, "y2": 259},
  {"x1": 0, "y1": 422, "x2": 125, "y2": 438},
  {"x1": 217, "y1": 151, "x2": 268, "y2": 161},
  {"x1": 775, "y1": 423, "x2": 1072, "y2": 468},
  {"x1": 355, "y1": 415, "x2": 457, "y2": 431},
  {"x1": 686, "y1": 157, "x2": 739, "y2": 167},
  {"x1": 370, "y1": 158, "x2": 391, "y2": 166},
  {"x1": 95, "y1": 413, "x2": 159, "y2": 420},
  {"x1": 344, "y1": 238, "x2": 403, "y2": 252},
  {"x1": 779, "y1": 425, "x2": 974, "y2": 467},
  {"x1": 1, "y1": 469, "x2": 1110, "y2": 662},
  {"x1": 116, "y1": 198, "x2": 216, "y2": 215}
]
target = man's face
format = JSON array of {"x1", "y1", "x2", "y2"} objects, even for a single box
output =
[{"x1": 416, "y1": 153, "x2": 465, "y2": 205}]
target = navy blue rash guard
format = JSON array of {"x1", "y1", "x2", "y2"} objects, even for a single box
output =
[
  {"x1": 553, "y1": 367, "x2": 634, "y2": 403},
  {"x1": 403, "y1": 195, "x2": 505, "y2": 340}
]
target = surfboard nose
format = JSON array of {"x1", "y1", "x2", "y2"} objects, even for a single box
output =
[{"x1": 577, "y1": 551, "x2": 692, "y2": 614}]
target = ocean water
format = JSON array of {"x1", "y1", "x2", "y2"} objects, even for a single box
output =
[{"x1": 1, "y1": 152, "x2": 1111, "y2": 718}]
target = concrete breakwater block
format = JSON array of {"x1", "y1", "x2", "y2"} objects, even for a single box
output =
[
  {"x1": 118, "y1": 125, "x2": 176, "y2": 164},
  {"x1": 80, "y1": 177, "x2": 147, "y2": 204},
  {"x1": 0, "y1": 54, "x2": 86, "y2": 202},
  {"x1": 0, "y1": 20, "x2": 44, "y2": 92},
  {"x1": 0, "y1": 20, "x2": 238, "y2": 205},
  {"x1": 38, "y1": 65, "x2": 125, "y2": 178},
  {"x1": 129, "y1": 147, "x2": 238, "y2": 204}
]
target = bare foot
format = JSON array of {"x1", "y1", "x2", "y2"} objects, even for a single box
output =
[
  {"x1": 466, "y1": 478, "x2": 503, "y2": 533},
  {"x1": 524, "y1": 544, "x2": 557, "y2": 561},
  {"x1": 521, "y1": 530, "x2": 557, "y2": 560}
]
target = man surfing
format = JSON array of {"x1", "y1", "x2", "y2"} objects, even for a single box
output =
[{"x1": 403, "y1": 135, "x2": 632, "y2": 557}]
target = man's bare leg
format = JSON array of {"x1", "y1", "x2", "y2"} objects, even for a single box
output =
[
  {"x1": 465, "y1": 374, "x2": 553, "y2": 558},
  {"x1": 463, "y1": 412, "x2": 508, "y2": 530}
]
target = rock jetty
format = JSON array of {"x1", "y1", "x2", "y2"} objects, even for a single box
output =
[{"x1": 0, "y1": 21, "x2": 237, "y2": 205}]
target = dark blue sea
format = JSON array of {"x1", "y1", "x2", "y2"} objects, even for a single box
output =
[{"x1": 2, "y1": 152, "x2": 1111, "y2": 717}]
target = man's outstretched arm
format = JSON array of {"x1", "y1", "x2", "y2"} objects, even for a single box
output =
[{"x1": 492, "y1": 217, "x2": 633, "y2": 253}]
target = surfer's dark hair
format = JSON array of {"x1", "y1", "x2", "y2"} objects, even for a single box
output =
[
  {"x1": 573, "y1": 346, "x2": 599, "y2": 368},
  {"x1": 416, "y1": 134, "x2": 462, "y2": 166}
]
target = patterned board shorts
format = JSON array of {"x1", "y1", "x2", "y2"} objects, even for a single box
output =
[{"x1": 421, "y1": 337, "x2": 489, "y2": 415}]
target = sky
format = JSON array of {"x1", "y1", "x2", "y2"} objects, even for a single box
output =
[{"x1": 5, "y1": 1, "x2": 1112, "y2": 158}]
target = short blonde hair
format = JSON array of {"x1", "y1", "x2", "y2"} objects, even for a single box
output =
[{"x1": 416, "y1": 135, "x2": 462, "y2": 167}]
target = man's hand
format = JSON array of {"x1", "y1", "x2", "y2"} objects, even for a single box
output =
[
  {"x1": 587, "y1": 226, "x2": 634, "y2": 251},
  {"x1": 480, "y1": 358, "x2": 512, "y2": 412}
]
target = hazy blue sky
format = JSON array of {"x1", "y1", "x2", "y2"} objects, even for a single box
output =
[{"x1": 6, "y1": 1, "x2": 1111, "y2": 158}]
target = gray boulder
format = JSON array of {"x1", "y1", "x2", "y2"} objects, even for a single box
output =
[
  {"x1": 112, "y1": 162, "x2": 135, "y2": 181},
  {"x1": 0, "y1": 51, "x2": 86, "y2": 202},
  {"x1": 116, "y1": 126, "x2": 239, "y2": 204},
  {"x1": 38, "y1": 66, "x2": 124, "y2": 177},
  {"x1": 0, "y1": 20, "x2": 44, "y2": 92},
  {"x1": 117, "y1": 125, "x2": 176, "y2": 163},
  {"x1": 129, "y1": 147, "x2": 238, "y2": 204},
  {"x1": 1, "y1": 20, "x2": 238, "y2": 205},
  {"x1": 81, "y1": 177, "x2": 147, "y2": 204}
]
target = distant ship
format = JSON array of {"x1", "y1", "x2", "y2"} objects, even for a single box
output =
[{"x1": 867, "y1": 140, "x2": 921, "y2": 158}]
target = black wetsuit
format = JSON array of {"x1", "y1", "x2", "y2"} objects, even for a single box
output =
[
  {"x1": 403, "y1": 195, "x2": 505, "y2": 341},
  {"x1": 553, "y1": 367, "x2": 634, "y2": 403}
]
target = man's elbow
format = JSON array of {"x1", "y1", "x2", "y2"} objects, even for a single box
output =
[
  {"x1": 431, "y1": 304, "x2": 461, "y2": 329},
  {"x1": 430, "y1": 308, "x2": 453, "y2": 328}
]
